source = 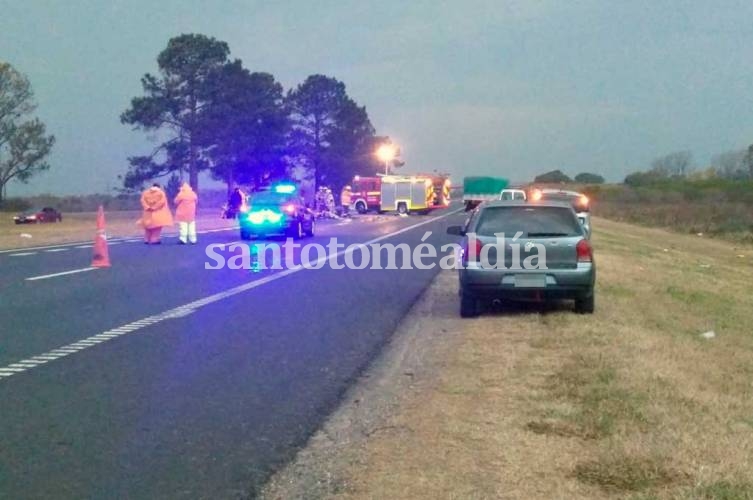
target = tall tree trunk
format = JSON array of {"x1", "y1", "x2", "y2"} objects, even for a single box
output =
[{"x1": 189, "y1": 91, "x2": 200, "y2": 193}]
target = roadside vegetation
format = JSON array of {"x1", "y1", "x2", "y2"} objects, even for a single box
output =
[
  {"x1": 295, "y1": 217, "x2": 753, "y2": 499},
  {"x1": 588, "y1": 179, "x2": 753, "y2": 243}
]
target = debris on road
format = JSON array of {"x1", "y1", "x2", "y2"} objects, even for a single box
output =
[
  {"x1": 700, "y1": 331, "x2": 716, "y2": 339},
  {"x1": 20, "y1": 233, "x2": 32, "y2": 238}
]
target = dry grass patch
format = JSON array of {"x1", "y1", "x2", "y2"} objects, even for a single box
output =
[
  {"x1": 268, "y1": 217, "x2": 753, "y2": 499},
  {"x1": 573, "y1": 455, "x2": 683, "y2": 493}
]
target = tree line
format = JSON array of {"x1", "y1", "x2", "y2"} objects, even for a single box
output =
[
  {"x1": 121, "y1": 33, "x2": 393, "y2": 196},
  {"x1": 625, "y1": 146, "x2": 753, "y2": 186}
]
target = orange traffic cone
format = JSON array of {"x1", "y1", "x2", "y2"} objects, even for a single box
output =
[{"x1": 92, "y1": 205, "x2": 111, "y2": 268}]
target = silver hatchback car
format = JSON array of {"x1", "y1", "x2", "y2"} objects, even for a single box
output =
[{"x1": 447, "y1": 200, "x2": 595, "y2": 317}]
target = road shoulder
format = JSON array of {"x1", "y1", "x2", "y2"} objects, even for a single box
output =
[{"x1": 261, "y1": 270, "x2": 465, "y2": 499}]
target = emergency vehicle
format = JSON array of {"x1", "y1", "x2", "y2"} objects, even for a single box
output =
[
  {"x1": 240, "y1": 182, "x2": 315, "y2": 240},
  {"x1": 379, "y1": 174, "x2": 435, "y2": 214},
  {"x1": 417, "y1": 173, "x2": 452, "y2": 208},
  {"x1": 350, "y1": 176, "x2": 382, "y2": 214}
]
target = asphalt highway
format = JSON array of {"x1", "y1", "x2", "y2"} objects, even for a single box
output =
[{"x1": 0, "y1": 207, "x2": 464, "y2": 499}]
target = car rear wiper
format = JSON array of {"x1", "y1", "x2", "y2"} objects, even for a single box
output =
[{"x1": 526, "y1": 232, "x2": 571, "y2": 237}]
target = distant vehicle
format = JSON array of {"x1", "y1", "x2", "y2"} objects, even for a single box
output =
[
  {"x1": 379, "y1": 175, "x2": 434, "y2": 214},
  {"x1": 499, "y1": 188, "x2": 527, "y2": 201},
  {"x1": 447, "y1": 200, "x2": 595, "y2": 317},
  {"x1": 13, "y1": 207, "x2": 63, "y2": 224},
  {"x1": 531, "y1": 188, "x2": 591, "y2": 238},
  {"x1": 350, "y1": 176, "x2": 382, "y2": 214},
  {"x1": 239, "y1": 183, "x2": 315, "y2": 240},
  {"x1": 417, "y1": 173, "x2": 452, "y2": 208},
  {"x1": 462, "y1": 176, "x2": 509, "y2": 211}
]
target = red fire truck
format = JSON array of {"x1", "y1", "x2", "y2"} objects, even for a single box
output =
[
  {"x1": 350, "y1": 175, "x2": 383, "y2": 214},
  {"x1": 350, "y1": 174, "x2": 451, "y2": 214},
  {"x1": 418, "y1": 173, "x2": 451, "y2": 208}
]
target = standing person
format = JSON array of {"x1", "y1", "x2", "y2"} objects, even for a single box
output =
[
  {"x1": 340, "y1": 185, "x2": 352, "y2": 216},
  {"x1": 174, "y1": 182, "x2": 198, "y2": 244},
  {"x1": 140, "y1": 183, "x2": 174, "y2": 244},
  {"x1": 227, "y1": 187, "x2": 245, "y2": 219}
]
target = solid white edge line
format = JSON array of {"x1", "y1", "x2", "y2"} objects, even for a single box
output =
[
  {"x1": 1, "y1": 209, "x2": 462, "y2": 381},
  {"x1": 25, "y1": 267, "x2": 98, "y2": 281},
  {"x1": 0, "y1": 227, "x2": 238, "y2": 254}
]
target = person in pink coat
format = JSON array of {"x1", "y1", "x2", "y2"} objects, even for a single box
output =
[
  {"x1": 174, "y1": 182, "x2": 198, "y2": 244},
  {"x1": 140, "y1": 183, "x2": 174, "y2": 244}
]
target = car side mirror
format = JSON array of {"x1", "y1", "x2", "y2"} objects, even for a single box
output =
[{"x1": 446, "y1": 225, "x2": 465, "y2": 236}]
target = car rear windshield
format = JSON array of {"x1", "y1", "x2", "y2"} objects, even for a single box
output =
[{"x1": 474, "y1": 206, "x2": 582, "y2": 237}]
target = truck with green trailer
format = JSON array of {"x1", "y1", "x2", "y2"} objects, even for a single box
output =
[{"x1": 462, "y1": 176, "x2": 509, "y2": 211}]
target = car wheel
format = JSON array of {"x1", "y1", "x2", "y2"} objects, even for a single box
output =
[
  {"x1": 397, "y1": 203, "x2": 408, "y2": 215},
  {"x1": 287, "y1": 221, "x2": 303, "y2": 240},
  {"x1": 460, "y1": 289, "x2": 480, "y2": 318},
  {"x1": 574, "y1": 290, "x2": 595, "y2": 314},
  {"x1": 355, "y1": 201, "x2": 367, "y2": 214}
]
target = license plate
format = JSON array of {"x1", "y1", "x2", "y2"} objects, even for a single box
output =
[{"x1": 514, "y1": 274, "x2": 546, "y2": 288}]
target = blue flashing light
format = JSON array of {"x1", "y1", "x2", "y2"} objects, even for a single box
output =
[{"x1": 274, "y1": 183, "x2": 296, "y2": 194}]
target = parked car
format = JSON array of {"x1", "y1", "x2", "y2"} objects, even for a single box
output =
[
  {"x1": 13, "y1": 207, "x2": 63, "y2": 224},
  {"x1": 447, "y1": 200, "x2": 595, "y2": 317}
]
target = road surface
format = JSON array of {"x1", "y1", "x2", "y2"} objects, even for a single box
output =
[{"x1": 0, "y1": 207, "x2": 463, "y2": 499}]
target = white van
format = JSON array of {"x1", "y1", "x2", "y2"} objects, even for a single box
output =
[{"x1": 499, "y1": 189, "x2": 527, "y2": 201}]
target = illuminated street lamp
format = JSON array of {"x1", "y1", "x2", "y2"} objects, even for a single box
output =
[{"x1": 376, "y1": 143, "x2": 398, "y2": 175}]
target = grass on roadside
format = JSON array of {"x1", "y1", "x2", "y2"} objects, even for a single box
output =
[{"x1": 325, "y1": 216, "x2": 753, "y2": 500}]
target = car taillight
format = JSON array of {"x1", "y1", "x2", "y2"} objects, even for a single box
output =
[
  {"x1": 530, "y1": 189, "x2": 542, "y2": 201},
  {"x1": 576, "y1": 239, "x2": 592, "y2": 262},
  {"x1": 283, "y1": 204, "x2": 295, "y2": 214},
  {"x1": 462, "y1": 238, "x2": 484, "y2": 264}
]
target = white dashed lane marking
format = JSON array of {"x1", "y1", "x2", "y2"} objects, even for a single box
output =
[
  {"x1": 9, "y1": 252, "x2": 37, "y2": 257},
  {"x1": 25, "y1": 267, "x2": 98, "y2": 281},
  {"x1": 0, "y1": 210, "x2": 462, "y2": 382},
  {"x1": 44, "y1": 248, "x2": 69, "y2": 253}
]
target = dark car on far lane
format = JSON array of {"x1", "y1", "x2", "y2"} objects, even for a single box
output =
[{"x1": 13, "y1": 207, "x2": 63, "y2": 224}]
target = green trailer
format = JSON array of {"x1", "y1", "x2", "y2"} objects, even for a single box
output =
[{"x1": 462, "y1": 176, "x2": 509, "y2": 210}]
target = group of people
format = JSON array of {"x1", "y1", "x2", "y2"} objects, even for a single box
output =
[{"x1": 139, "y1": 182, "x2": 198, "y2": 245}]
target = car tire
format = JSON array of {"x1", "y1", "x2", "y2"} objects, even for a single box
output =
[
  {"x1": 460, "y1": 289, "x2": 480, "y2": 318},
  {"x1": 574, "y1": 290, "x2": 595, "y2": 314},
  {"x1": 355, "y1": 201, "x2": 367, "y2": 214},
  {"x1": 287, "y1": 221, "x2": 303, "y2": 240}
]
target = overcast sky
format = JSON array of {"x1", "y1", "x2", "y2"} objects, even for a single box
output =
[{"x1": 2, "y1": 0, "x2": 753, "y2": 195}]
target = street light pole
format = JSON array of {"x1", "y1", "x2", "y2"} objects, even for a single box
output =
[{"x1": 377, "y1": 143, "x2": 397, "y2": 176}]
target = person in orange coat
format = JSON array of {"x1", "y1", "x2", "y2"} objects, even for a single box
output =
[
  {"x1": 174, "y1": 182, "x2": 198, "y2": 244},
  {"x1": 140, "y1": 183, "x2": 174, "y2": 244}
]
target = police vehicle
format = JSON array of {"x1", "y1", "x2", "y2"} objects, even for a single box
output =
[{"x1": 239, "y1": 183, "x2": 315, "y2": 240}]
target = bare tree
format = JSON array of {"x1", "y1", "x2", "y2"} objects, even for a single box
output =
[
  {"x1": 650, "y1": 150, "x2": 693, "y2": 178},
  {"x1": 0, "y1": 62, "x2": 55, "y2": 203},
  {"x1": 711, "y1": 149, "x2": 747, "y2": 179}
]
